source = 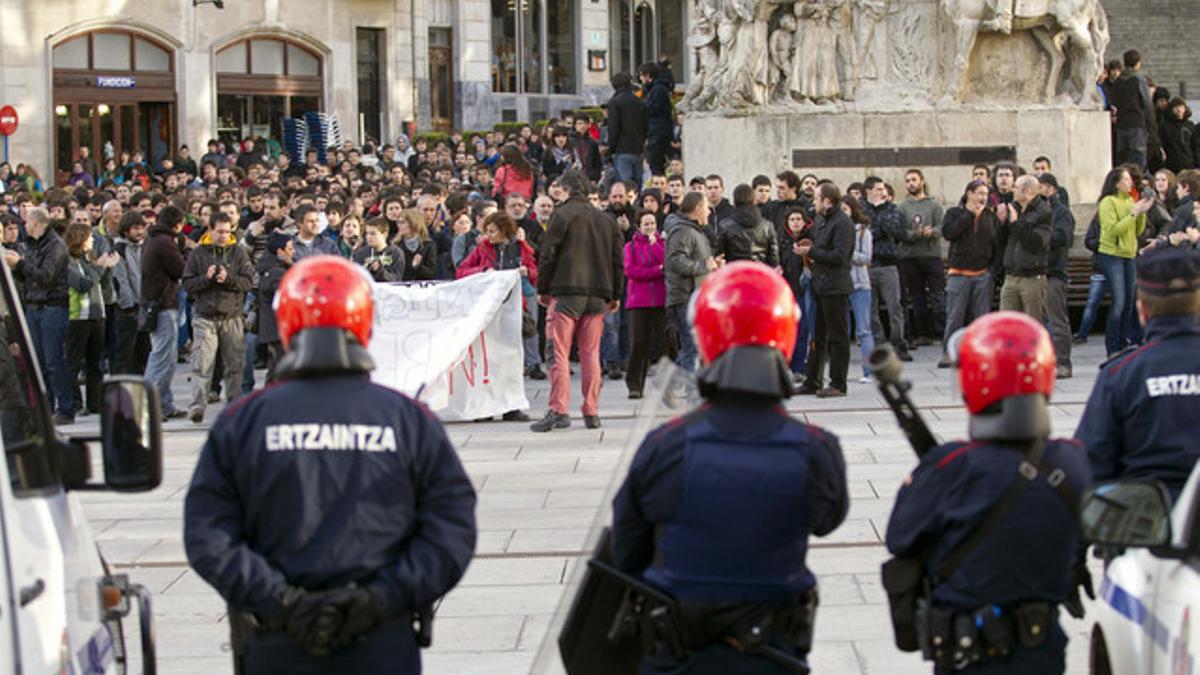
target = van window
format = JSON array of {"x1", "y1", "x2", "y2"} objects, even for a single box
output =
[{"x1": 0, "y1": 273, "x2": 57, "y2": 495}]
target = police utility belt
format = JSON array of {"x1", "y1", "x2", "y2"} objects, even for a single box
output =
[
  {"x1": 595, "y1": 558, "x2": 815, "y2": 674},
  {"x1": 880, "y1": 438, "x2": 1079, "y2": 668}
]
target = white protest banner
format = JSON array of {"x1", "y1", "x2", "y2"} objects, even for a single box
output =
[{"x1": 368, "y1": 270, "x2": 530, "y2": 421}]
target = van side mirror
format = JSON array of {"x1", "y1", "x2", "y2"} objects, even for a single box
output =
[
  {"x1": 1080, "y1": 480, "x2": 1172, "y2": 548},
  {"x1": 100, "y1": 377, "x2": 163, "y2": 492}
]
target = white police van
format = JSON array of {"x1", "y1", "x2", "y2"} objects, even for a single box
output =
[
  {"x1": 1081, "y1": 461, "x2": 1200, "y2": 675},
  {"x1": 0, "y1": 261, "x2": 163, "y2": 674}
]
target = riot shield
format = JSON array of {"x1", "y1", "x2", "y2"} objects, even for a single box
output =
[{"x1": 529, "y1": 359, "x2": 700, "y2": 675}]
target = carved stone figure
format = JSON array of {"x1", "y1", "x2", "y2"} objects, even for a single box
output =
[
  {"x1": 682, "y1": 0, "x2": 723, "y2": 111},
  {"x1": 941, "y1": 0, "x2": 1109, "y2": 104},
  {"x1": 790, "y1": 0, "x2": 845, "y2": 102},
  {"x1": 725, "y1": 0, "x2": 777, "y2": 108},
  {"x1": 769, "y1": 13, "x2": 797, "y2": 97}
]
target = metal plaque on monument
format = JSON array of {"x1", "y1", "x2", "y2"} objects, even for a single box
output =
[{"x1": 680, "y1": 0, "x2": 1112, "y2": 215}]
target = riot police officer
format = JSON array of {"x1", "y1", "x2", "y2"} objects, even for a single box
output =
[
  {"x1": 611, "y1": 261, "x2": 849, "y2": 673},
  {"x1": 1075, "y1": 247, "x2": 1200, "y2": 501},
  {"x1": 884, "y1": 312, "x2": 1090, "y2": 674},
  {"x1": 183, "y1": 256, "x2": 478, "y2": 674}
]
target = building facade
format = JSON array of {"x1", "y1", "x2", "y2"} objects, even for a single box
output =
[
  {"x1": 0, "y1": 0, "x2": 691, "y2": 181},
  {"x1": 0, "y1": 0, "x2": 1189, "y2": 183}
]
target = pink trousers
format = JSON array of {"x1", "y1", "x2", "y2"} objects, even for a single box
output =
[{"x1": 546, "y1": 303, "x2": 605, "y2": 416}]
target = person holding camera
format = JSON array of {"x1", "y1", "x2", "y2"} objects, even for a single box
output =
[{"x1": 182, "y1": 211, "x2": 253, "y2": 424}]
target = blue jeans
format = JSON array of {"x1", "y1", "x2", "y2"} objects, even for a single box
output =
[
  {"x1": 671, "y1": 305, "x2": 698, "y2": 373},
  {"x1": 27, "y1": 305, "x2": 72, "y2": 416},
  {"x1": 1075, "y1": 272, "x2": 1110, "y2": 339},
  {"x1": 1095, "y1": 253, "x2": 1136, "y2": 356},
  {"x1": 602, "y1": 305, "x2": 630, "y2": 367},
  {"x1": 523, "y1": 301, "x2": 543, "y2": 368},
  {"x1": 612, "y1": 153, "x2": 644, "y2": 189},
  {"x1": 177, "y1": 289, "x2": 190, "y2": 350},
  {"x1": 241, "y1": 331, "x2": 258, "y2": 393},
  {"x1": 145, "y1": 308, "x2": 180, "y2": 415},
  {"x1": 849, "y1": 289, "x2": 876, "y2": 377}
]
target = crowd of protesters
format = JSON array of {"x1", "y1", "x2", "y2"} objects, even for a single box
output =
[{"x1": 0, "y1": 56, "x2": 1197, "y2": 428}]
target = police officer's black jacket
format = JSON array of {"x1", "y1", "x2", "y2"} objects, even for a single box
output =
[
  {"x1": 886, "y1": 437, "x2": 1090, "y2": 611},
  {"x1": 1075, "y1": 314, "x2": 1200, "y2": 500},
  {"x1": 183, "y1": 373, "x2": 478, "y2": 624}
]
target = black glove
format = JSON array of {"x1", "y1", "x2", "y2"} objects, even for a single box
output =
[
  {"x1": 319, "y1": 584, "x2": 387, "y2": 648},
  {"x1": 283, "y1": 589, "x2": 344, "y2": 657},
  {"x1": 1064, "y1": 559, "x2": 1095, "y2": 620}
]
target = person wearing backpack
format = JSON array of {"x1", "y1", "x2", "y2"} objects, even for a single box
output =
[
  {"x1": 1073, "y1": 211, "x2": 1109, "y2": 343},
  {"x1": 1040, "y1": 175, "x2": 1076, "y2": 378}
]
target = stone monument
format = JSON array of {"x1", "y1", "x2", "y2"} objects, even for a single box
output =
[{"x1": 681, "y1": 0, "x2": 1113, "y2": 210}]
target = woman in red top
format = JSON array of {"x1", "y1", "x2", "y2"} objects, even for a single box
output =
[
  {"x1": 455, "y1": 210, "x2": 537, "y2": 421},
  {"x1": 491, "y1": 145, "x2": 536, "y2": 202}
]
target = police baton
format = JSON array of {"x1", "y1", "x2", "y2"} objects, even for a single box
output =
[{"x1": 867, "y1": 345, "x2": 939, "y2": 457}]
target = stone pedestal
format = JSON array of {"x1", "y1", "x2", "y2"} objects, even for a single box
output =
[{"x1": 682, "y1": 108, "x2": 1112, "y2": 214}]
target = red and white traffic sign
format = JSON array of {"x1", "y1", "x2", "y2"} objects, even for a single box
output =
[{"x1": 0, "y1": 106, "x2": 17, "y2": 137}]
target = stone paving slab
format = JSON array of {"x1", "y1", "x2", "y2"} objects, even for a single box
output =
[{"x1": 72, "y1": 340, "x2": 1111, "y2": 674}]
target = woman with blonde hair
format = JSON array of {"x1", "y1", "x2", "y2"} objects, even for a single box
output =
[{"x1": 396, "y1": 209, "x2": 437, "y2": 280}]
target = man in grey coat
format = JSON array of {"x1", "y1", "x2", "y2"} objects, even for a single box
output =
[
  {"x1": 665, "y1": 192, "x2": 721, "y2": 372},
  {"x1": 111, "y1": 211, "x2": 151, "y2": 375}
]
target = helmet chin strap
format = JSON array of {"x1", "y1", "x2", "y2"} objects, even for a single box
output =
[
  {"x1": 697, "y1": 345, "x2": 796, "y2": 400},
  {"x1": 968, "y1": 394, "x2": 1051, "y2": 442},
  {"x1": 276, "y1": 327, "x2": 376, "y2": 380}
]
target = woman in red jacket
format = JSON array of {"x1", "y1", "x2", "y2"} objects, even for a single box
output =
[
  {"x1": 455, "y1": 210, "x2": 537, "y2": 421},
  {"x1": 491, "y1": 145, "x2": 536, "y2": 202}
]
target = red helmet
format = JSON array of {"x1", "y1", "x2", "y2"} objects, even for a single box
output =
[
  {"x1": 690, "y1": 261, "x2": 801, "y2": 363},
  {"x1": 276, "y1": 255, "x2": 374, "y2": 349},
  {"x1": 957, "y1": 311, "x2": 1056, "y2": 414}
]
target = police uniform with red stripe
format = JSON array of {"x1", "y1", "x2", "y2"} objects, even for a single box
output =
[
  {"x1": 884, "y1": 312, "x2": 1090, "y2": 674},
  {"x1": 1074, "y1": 247, "x2": 1200, "y2": 502},
  {"x1": 183, "y1": 256, "x2": 477, "y2": 675},
  {"x1": 611, "y1": 262, "x2": 850, "y2": 674}
]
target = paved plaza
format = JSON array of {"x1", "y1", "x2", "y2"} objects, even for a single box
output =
[{"x1": 76, "y1": 339, "x2": 1112, "y2": 674}]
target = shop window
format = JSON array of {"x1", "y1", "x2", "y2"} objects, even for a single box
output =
[
  {"x1": 491, "y1": 0, "x2": 576, "y2": 95},
  {"x1": 610, "y1": 0, "x2": 686, "y2": 83},
  {"x1": 215, "y1": 36, "x2": 324, "y2": 144}
]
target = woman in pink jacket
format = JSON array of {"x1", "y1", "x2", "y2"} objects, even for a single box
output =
[{"x1": 623, "y1": 210, "x2": 671, "y2": 398}]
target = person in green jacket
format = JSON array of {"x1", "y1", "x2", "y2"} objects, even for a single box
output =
[{"x1": 1096, "y1": 166, "x2": 1154, "y2": 355}]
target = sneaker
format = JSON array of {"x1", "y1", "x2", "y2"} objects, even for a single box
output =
[
  {"x1": 858, "y1": 375, "x2": 874, "y2": 384},
  {"x1": 163, "y1": 409, "x2": 188, "y2": 420},
  {"x1": 897, "y1": 350, "x2": 914, "y2": 363},
  {"x1": 1072, "y1": 335, "x2": 1087, "y2": 345},
  {"x1": 816, "y1": 386, "x2": 847, "y2": 398},
  {"x1": 530, "y1": 411, "x2": 571, "y2": 433},
  {"x1": 52, "y1": 413, "x2": 75, "y2": 426},
  {"x1": 502, "y1": 410, "x2": 531, "y2": 422},
  {"x1": 936, "y1": 356, "x2": 953, "y2": 369},
  {"x1": 208, "y1": 391, "x2": 221, "y2": 404},
  {"x1": 916, "y1": 337, "x2": 936, "y2": 347},
  {"x1": 584, "y1": 415, "x2": 602, "y2": 429},
  {"x1": 189, "y1": 408, "x2": 205, "y2": 424},
  {"x1": 527, "y1": 365, "x2": 547, "y2": 380},
  {"x1": 796, "y1": 383, "x2": 820, "y2": 396},
  {"x1": 628, "y1": 390, "x2": 643, "y2": 400},
  {"x1": 1056, "y1": 364, "x2": 1073, "y2": 380},
  {"x1": 607, "y1": 368, "x2": 623, "y2": 381}
]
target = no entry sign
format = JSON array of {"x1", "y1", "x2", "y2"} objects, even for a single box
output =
[{"x1": 0, "y1": 106, "x2": 17, "y2": 137}]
